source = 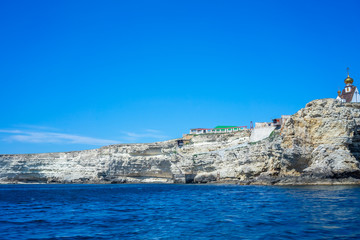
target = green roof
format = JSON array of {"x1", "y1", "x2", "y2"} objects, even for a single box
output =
[{"x1": 214, "y1": 126, "x2": 237, "y2": 129}]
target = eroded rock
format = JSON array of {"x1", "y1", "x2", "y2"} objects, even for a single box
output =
[{"x1": 1, "y1": 98, "x2": 360, "y2": 185}]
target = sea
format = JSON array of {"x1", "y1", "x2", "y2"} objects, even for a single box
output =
[{"x1": 0, "y1": 184, "x2": 360, "y2": 240}]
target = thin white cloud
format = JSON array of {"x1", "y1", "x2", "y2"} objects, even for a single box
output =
[
  {"x1": 0, "y1": 126, "x2": 168, "y2": 145},
  {"x1": 0, "y1": 129, "x2": 23, "y2": 134},
  {"x1": 0, "y1": 129, "x2": 119, "y2": 146},
  {"x1": 13, "y1": 124, "x2": 60, "y2": 131},
  {"x1": 145, "y1": 129, "x2": 161, "y2": 133},
  {"x1": 121, "y1": 129, "x2": 169, "y2": 142}
]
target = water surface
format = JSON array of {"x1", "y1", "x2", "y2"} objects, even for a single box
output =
[{"x1": 0, "y1": 184, "x2": 360, "y2": 239}]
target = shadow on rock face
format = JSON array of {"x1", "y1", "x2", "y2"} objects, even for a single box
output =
[
  {"x1": 282, "y1": 149, "x2": 311, "y2": 173},
  {"x1": 349, "y1": 129, "x2": 360, "y2": 162}
]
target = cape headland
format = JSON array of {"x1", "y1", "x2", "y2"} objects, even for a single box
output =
[{"x1": 1, "y1": 98, "x2": 360, "y2": 185}]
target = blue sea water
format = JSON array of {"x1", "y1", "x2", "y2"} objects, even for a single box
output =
[{"x1": 0, "y1": 184, "x2": 360, "y2": 240}]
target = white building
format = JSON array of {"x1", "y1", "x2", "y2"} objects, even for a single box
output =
[
  {"x1": 337, "y1": 69, "x2": 360, "y2": 103},
  {"x1": 189, "y1": 126, "x2": 247, "y2": 134}
]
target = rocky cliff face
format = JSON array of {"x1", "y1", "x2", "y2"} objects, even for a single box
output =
[
  {"x1": 1, "y1": 98, "x2": 360, "y2": 185},
  {"x1": 278, "y1": 99, "x2": 360, "y2": 184}
]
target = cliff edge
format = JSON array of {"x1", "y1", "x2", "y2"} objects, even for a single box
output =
[{"x1": 1, "y1": 98, "x2": 360, "y2": 185}]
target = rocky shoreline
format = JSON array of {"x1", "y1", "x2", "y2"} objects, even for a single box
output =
[{"x1": 1, "y1": 98, "x2": 360, "y2": 185}]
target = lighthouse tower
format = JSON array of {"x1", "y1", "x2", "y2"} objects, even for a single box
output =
[{"x1": 336, "y1": 68, "x2": 360, "y2": 103}]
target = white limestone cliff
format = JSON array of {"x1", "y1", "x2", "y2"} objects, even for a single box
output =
[{"x1": 1, "y1": 98, "x2": 360, "y2": 185}]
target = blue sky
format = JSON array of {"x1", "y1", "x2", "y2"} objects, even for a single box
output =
[{"x1": 1, "y1": 0, "x2": 360, "y2": 154}]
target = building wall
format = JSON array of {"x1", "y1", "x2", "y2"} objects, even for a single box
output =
[
  {"x1": 255, "y1": 122, "x2": 273, "y2": 129},
  {"x1": 250, "y1": 126, "x2": 276, "y2": 142},
  {"x1": 351, "y1": 87, "x2": 360, "y2": 103},
  {"x1": 190, "y1": 127, "x2": 246, "y2": 134}
]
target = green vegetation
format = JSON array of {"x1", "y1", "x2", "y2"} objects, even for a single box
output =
[{"x1": 268, "y1": 130, "x2": 280, "y2": 141}]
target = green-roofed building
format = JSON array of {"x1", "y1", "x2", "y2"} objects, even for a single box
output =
[
  {"x1": 212, "y1": 126, "x2": 247, "y2": 133},
  {"x1": 190, "y1": 125, "x2": 247, "y2": 134},
  {"x1": 214, "y1": 126, "x2": 237, "y2": 129}
]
